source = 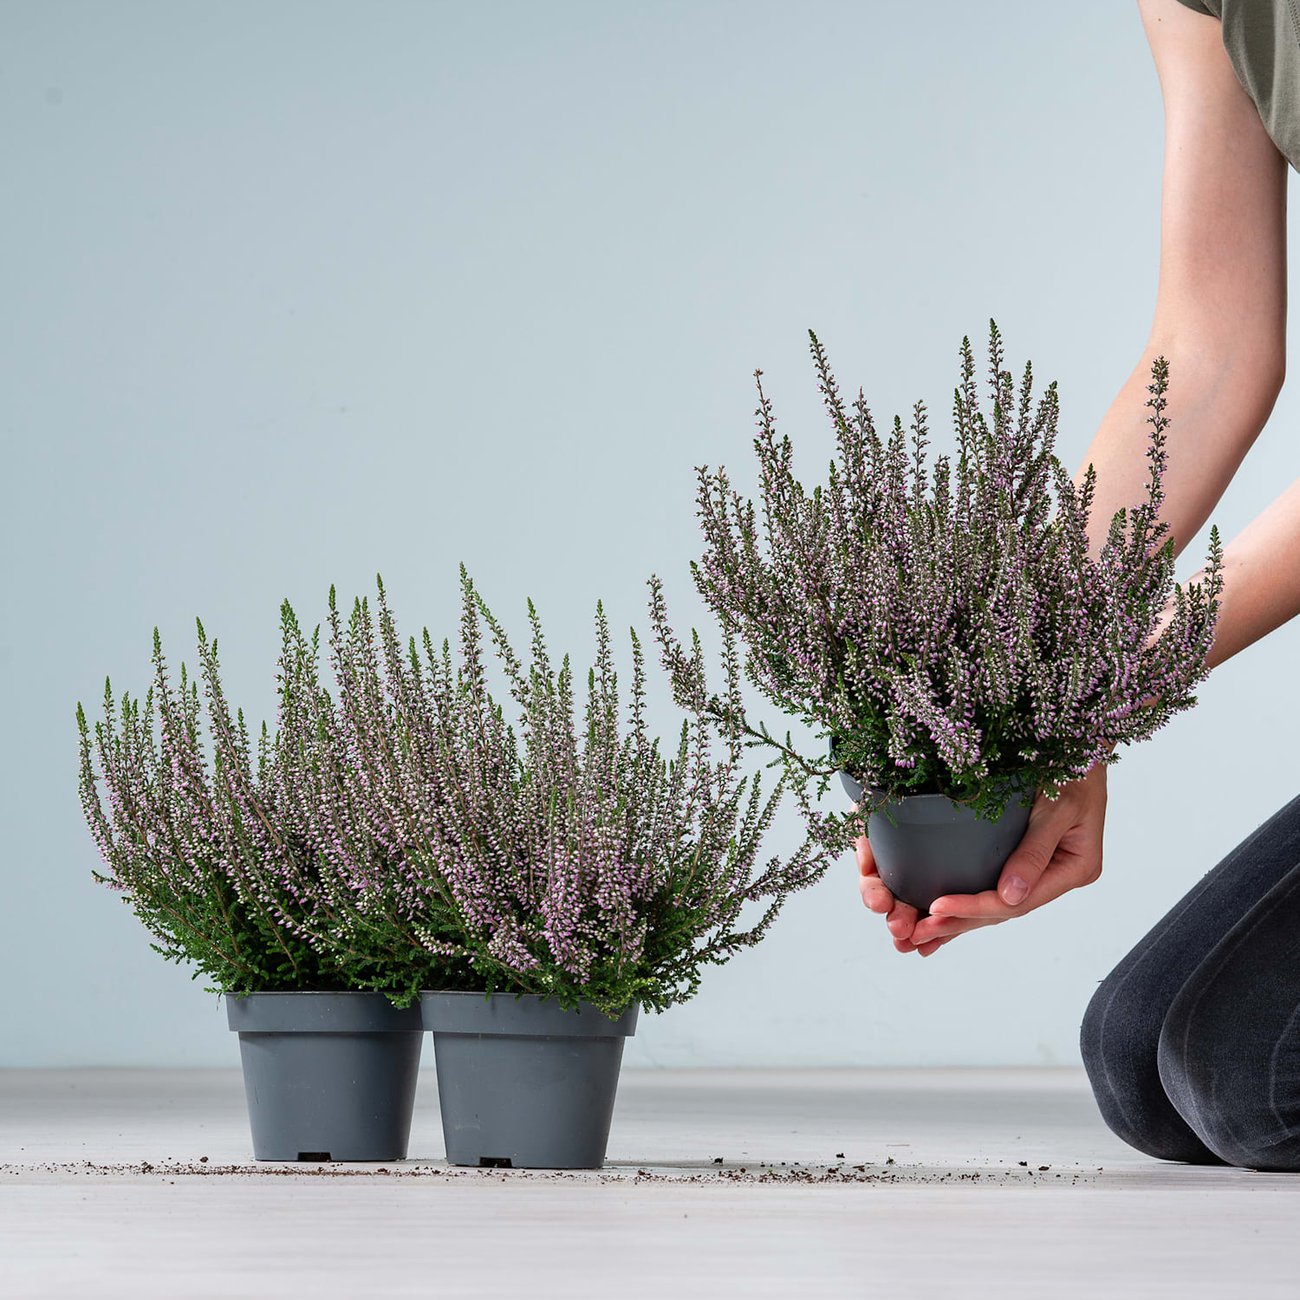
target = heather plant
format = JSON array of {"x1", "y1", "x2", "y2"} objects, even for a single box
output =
[
  {"x1": 76, "y1": 599, "x2": 456, "y2": 997},
  {"x1": 315, "y1": 568, "x2": 835, "y2": 1016},
  {"x1": 77, "y1": 621, "x2": 345, "y2": 994},
  {"x1": 650, "y1": 323, "x2": 1224, "y2": 829}
]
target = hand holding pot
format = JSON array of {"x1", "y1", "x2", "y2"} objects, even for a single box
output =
[
  {"x1": 857, "y1": 763, "x2": 1108, "y2": 955},
  {"x1": 858, "y1": 839, "x2": 933, "y2": 955}
]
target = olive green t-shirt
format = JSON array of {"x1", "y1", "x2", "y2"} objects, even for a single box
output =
[{"x1": 1174, "y1": 0, "x2": 1300, "y2": 170}]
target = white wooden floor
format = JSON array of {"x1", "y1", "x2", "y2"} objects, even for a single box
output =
[{"x1": 2, "y1": 1067, "x2": 1296, "y2": 1298}]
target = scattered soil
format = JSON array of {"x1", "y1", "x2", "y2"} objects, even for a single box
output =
[{"x1": 0, "y1": 1157, "x2": 1093, "y2": 1187}]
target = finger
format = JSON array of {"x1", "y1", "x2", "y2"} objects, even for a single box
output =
[
  {"x1": 861, "y1": 877, "x2": 894, "y2": 913},
  {"x1": 910, "y1": 913, "x2": 998, "y2": 945},
  {"x1": 887, "y1": 898, "x2": 920, "y2": 942},
  {"x1": 856, "y1": 840, "x2": 896, "y2": 914},
  {"x1": 855, "y1": 835, "x2": 876, "y2": 875},
  {"x1": 927, "y1": 887, "x2": 1011, "y2": 921},
  {"x1": 859, "y1": 866, "x2": 895, "y2": 914}
]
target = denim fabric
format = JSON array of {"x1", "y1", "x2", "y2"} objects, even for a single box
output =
[{"x1": 1080, "y1": 792, "x2": 1300, "y2": 1170}]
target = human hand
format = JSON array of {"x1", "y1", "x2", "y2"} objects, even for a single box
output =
[
  {"x1": 857, "y1": 831, "x2": 937, "y2": 955},
  {"x1": 856, "y1": 761, "x2": 1108, "y2": 956}
]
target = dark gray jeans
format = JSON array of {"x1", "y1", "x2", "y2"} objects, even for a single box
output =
[{"x1": 1080, "y1": 791, "x2": 1300, "y2": 1171}]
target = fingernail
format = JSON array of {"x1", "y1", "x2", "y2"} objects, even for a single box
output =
[{"x1": 1002, "y1": 875, "x2": 1028, "y2": 905}]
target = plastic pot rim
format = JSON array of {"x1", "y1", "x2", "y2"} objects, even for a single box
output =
[
  {"x1": 420, "y1": 990, "x2": 639, "y2": 1038},
  {"x1": 225, "y1": 990, "x2": 422, "y2": 1033}
]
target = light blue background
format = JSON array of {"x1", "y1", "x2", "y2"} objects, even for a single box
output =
[{"x1": 4, "y1": 0, "x2": 1297, "y2": 1067}]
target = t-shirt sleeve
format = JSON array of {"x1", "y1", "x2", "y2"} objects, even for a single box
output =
[{"x1": 1172, "y1": 0, "x2": 1216, "y2": 14}]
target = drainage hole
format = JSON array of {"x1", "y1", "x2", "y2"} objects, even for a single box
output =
[
  {"x1": 479, "y1": 1156, "x2": 513, "y2": 1169},
  {"x1": 297, "y1": 1151, "x2": 332, "y2": 1162}
]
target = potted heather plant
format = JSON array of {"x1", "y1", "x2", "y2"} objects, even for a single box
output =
[
  {"x1": 76, "y1": 612, "x2": 430, "y2": 1162},
  {"x1": 651, "y1": 324, "x2": 1224, "y2": 913},
  {"x1": 317, "y1": 568, "x2": 833, "y2": 1169}
]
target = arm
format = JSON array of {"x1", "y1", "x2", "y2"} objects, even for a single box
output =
[
  {"x1": 861, "y1": 0, "x2": 1290, "y2": 953},
  {"x1": 1080, "y1": 0, "x2": 1289, "y2": 665},
  {"x1": 1175, "y1": 483, "x2": 1300, "y2": 671}
]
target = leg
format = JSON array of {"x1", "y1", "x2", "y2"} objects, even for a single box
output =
[
  {"x1": 1157, "y1": 857, "x2": 1300, "y2": 1170},
  {"x1": 1081, "y1": 791, "x2": 1300, "y2": 1162}
]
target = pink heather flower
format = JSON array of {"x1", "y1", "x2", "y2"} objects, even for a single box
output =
[{"x1": 650, "y1": 324, "x2": 1224, "y2": 829}]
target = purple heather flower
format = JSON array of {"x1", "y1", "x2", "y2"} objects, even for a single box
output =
[{"x1": 650, "y1": 325, "x2": 1224, "y2": 829}]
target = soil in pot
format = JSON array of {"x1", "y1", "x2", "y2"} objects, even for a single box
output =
[
  {"x1": 227, "y1": 991, "x2": 424, "y2": 1162},
  {"x1": 840, "y1": 769, "x2": 1034, "y2": 913},
  {"x1": 421, "y1": 991, "x2": 638, "y2": 1170}
]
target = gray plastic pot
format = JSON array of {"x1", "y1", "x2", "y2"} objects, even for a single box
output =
[
  {"x1": 841, "y1": 770, "x2": 1034, "y2": 914},
  {"x1": 422, "y1": 991, "x2": 638, "y2": 1169},
  {"x1": 226, "y1": 991, "x2": 423, "y2": 1162}
]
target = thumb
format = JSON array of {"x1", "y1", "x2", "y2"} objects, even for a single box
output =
[{"x1": 997, "y1": 809, "x2": 1059, "y2": 907}]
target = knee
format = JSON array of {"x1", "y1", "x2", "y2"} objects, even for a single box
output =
[
  {"x1": 1158, "y1": 987, "x2": 1300, "y2": 1172},
  {"x1": 1080, "y1": 973, "x2": 1161, "y2": 1107},
  {"x1": 1080, "y1": 976, "x2": 1219, "y2": 1164},
  {"x1": 1078, "y1": 977, "x2": 1149, "y2": 1133},
  {"x1": 1079, "y1": 978, "x2": 1117, "y2": 1079}
]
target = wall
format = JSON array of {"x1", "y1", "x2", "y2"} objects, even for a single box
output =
[{"x1": 4, "y1": 0, "x2": 1298, "y2": 1067}]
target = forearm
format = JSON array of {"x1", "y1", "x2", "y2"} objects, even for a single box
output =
[
  {"x1": 1078, "y1": 345, "x2": 1291, "y2": 672},
  {"x1": 1076, "y1": 344, "x2": 1281, "y2": 562},
  {"x1": 1180, "y1": 479, "x2": 1300, "y2": 670}
]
